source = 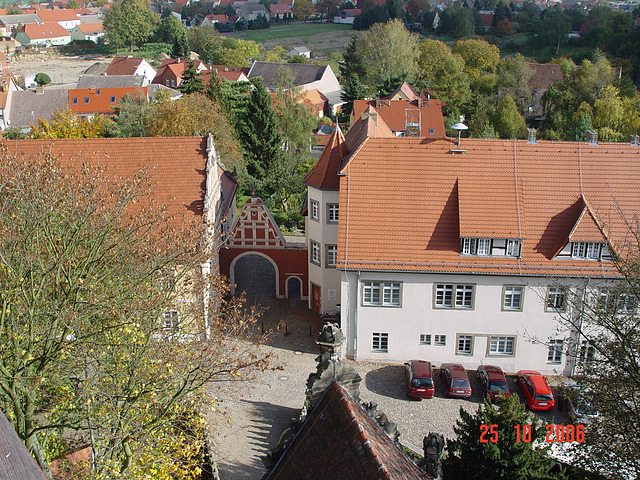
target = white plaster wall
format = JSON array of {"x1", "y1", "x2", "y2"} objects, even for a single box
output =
[
  {"x1": 342, "y1": 270, "x2": 591, "y2": 375},
  {"x1": 306, "y1": 187, "x2": 341, "y2": 313}
]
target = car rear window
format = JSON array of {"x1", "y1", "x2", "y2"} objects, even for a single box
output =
[
  {"x1": 534, "y1": 393, "x2": 554, "y2": 402},
  {"x1": 489, "y1": 381, "x2": 508, "y2": 392},
  {"x1": 452, "y1": 379, "x2": 469, "y2": 388},
  {"x1": 412, "y1": 377, "x2": 433, "y2": 388}
]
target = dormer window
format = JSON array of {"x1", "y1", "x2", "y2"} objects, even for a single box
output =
[
  {"x1": 557, "y1": 241, "x2": 611, "y2": 260},
  {"x1": 461, "y1": 238, "x2": 521, "y2": 257}
]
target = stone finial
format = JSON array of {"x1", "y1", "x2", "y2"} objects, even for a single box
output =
[{"x1": 315, "y1": 322, "x2": 344, "y2": 348}]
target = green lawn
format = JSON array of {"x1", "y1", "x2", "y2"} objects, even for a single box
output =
[{"x1": 229, "y1": 23, "x2": 353, "y2": 43}]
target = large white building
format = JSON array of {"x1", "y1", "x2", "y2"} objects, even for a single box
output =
[{"x1": 304, "y1": 112, "x2": 640, "y2": 375}]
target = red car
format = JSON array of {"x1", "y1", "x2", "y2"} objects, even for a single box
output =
[
  {"x1": 440, "y1": 363, "x2": 472, "y2": 398},
  {"x1": 477, "y1": 365, "x2": 511, "y2": 402},
  {"x1": 405, "y1": 360, "x2": 435, "y2": 399},
  {"x1": 517, "y1": 370, "x2": 555, "y2": 410}
]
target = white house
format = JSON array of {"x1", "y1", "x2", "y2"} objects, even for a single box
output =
[
  {"x1": 104, "y1": 57, "x2": 156, "y2": 85},
  {"x1": 15, "y1": 22, "x2": 71, "y2": 46},
  {"x1": 70, "y1": 22, "x2": 105, "y2": 43},
  {"x1": 304, "y1": 114, "x2": 640, "y2": 376}
]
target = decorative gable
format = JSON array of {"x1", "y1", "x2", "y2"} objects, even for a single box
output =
[{"x1": 227, "y1": 197, "x2": 286, "y2": 248}]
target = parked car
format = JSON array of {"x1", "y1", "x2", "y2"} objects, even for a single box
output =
[
  {"x1": 517, "y1": 370, "x2": 555, "y2": 410},
  {"x1": 440, "y1": 363, "x2": 472, "y2": 398},
  {"x1": 477, "y1": 365, "x2": 511, "y2": 402},
  {"x1": 405, "y1": 360, "x2": 435, "y2": 399},
  {"x1": 558, "y1": 380, "x2": 599, "y2": 423}
]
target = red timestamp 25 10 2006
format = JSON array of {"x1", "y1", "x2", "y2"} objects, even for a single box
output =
[{"x1": 480, "y1": 424, "x2": 585, "y2": 444}]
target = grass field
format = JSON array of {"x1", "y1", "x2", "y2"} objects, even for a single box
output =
[{"x1": 233, "y1": 23, "x2": 353, "y2": 42}]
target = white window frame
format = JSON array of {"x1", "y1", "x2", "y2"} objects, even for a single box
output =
[
  {"x1": 477, "y1": 238, "x2": 492, "y2": 255},
  {"x1": 326, "y1": 244, "x2": 337, "y2": 268},
  {"x1": 327, "y1": 203, "x2": 339, "y2": 223},
  {"x1": 571, "y1": 241, "x2": 603, "y2": 260},
  {"x1": 462, "y1": 238, "x2": 476, "y2": 255},
  {"x1": 310, "y1": 240, "x2": 320, "y2": 265},
  {"x1": 506, "y1": 239, "x2": 521, "y2": 257},
  {"x1": 546, "y1": 286, "x2": 566, "y2": 312},
  {"x1": 310, "y1": 200, "x2": 319, "y2": 221},
  {"x1": 372, "y1": 332, "x2": 388, "y2": 353},
  {"x1": 578, "y1": 340, "x2": 595, "y2": 364},
  {"x1": 419, "y1": 334, "x2": 431, "y2": 345},
  {"x1": 503, "y1": 286, "x2": 524, "y2": 311},
  {"x1": 547, "y1": 339, "x2": 563, "y2": 363},
  {"x1": 434, "y1": 334, "x2": 446, "y2": 346},
  {"x1": 489, "y1": 336, "x2": 515, "y2": 356},
  {"x1": 434, "y1": 284, "x2": 474, "y2": 309},
  {"x1": 362, "y1": 281, "x2": 401, "y2": 307},
  {"x1": 162, "y1": 310, "x2": 179, "y2": 331},
  {"x1": 457, "y1": 335, "x2": 473, "y2": 355}
]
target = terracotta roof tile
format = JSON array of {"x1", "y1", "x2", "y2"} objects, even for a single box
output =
[
  {"x1": 337, "y1": 137, "x2": 640, "y2": 277},
  {"x1": 36, "y1": 9, "x2": 80, "y2": 22},
  {"x1": 266, "y1": 382, "x2": 430, "y2": 480},
  {"x1": 77, "y1": 22, "x2": 103, "y2": 33},
  {"x1": 105, "y1": 57, "x2": 148, "y2": 76},
  {"x1": 352, "y1": 99, "x2": 445, "y2": 137},
  {"x1": 22, "y1": 22, "x2": 69, "y2": 39},
  {"x1": 568, "y1": 198, "x2": 607, "y2": 243},
  {"x1": 382, "y1": 81, "x2": 419, "y2": 101},
  {"x1": 303, "y1": 127, "x2": 348, "y2": 190},
  {"x1": 4, "y1": 137, "x2": 207, "y2": 229}
]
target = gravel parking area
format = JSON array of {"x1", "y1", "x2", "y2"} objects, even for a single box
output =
[{"x1": 207, "y1": 299, "x2": 569, "y2": 480}]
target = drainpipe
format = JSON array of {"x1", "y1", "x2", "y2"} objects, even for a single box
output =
[{"x1": 353, "y1": 270, "x2": 360, "y2": 361}]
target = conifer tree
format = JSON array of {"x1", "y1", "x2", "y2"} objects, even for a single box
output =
[
  {"x1": 444, "y1": 395, "x2": 558, "y2": 480},
  {"x1": 178, "y1": 61, "x2": 204, "y2": 94},
  {"x1": 171, "y1": 27, "x2": 190, "y2": 59},
  {"x1": 338, "y1": 34, "x2": 365, "y2": 81},
  {"x1": 340, "y1": 75, "x2": 367, "y2": 118},
  {"x1": 236, "y1": 77, "x2": 282, "y2": 187}
]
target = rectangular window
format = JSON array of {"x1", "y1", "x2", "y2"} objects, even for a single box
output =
[
  {"x1": 546, "y1": 286, "x2": 566, "y2": 312},
  {"x1": 363, "y1": 281, "x2": 401, "y2": 307},
  {"x1": 419, "y1": 334, "x2": 431, "y2": 345},
  {"x1": 547, "y1": 339, "x2": 563, "y2": 363},
  {"x1": 457, "y1": 335, "x2": 472, "y2": 355},
  {"x1": 572, "y1": 242, "x2": 603, "y2": 260},
  {"x1": 327, "y1": 203, "x2": 339, "y2": 223},
  {"x1": 110, "y1": 95, "x2": 116, "y2": 103},
  {"x1": 310, "y1": 241, "x2": 320, "y2": 265},
  {"x1": 161, "y1": 310, "x2": 179, "y2": 331},
  {"x1": 166, "y1": 79, "x2": 170, "y2": 86},
  {"x1": 435, "y1": 284, "x2": 474, "y2": 309},
  {"x1": 489, "y1": 336, "x2": 515, "y2": 356},
  {"x1": 326, "y1": 245, "x2": 337, "y2": 268},
  {"x1": 506, "y1": 239, "x2": 521, "y2": 257},
  {"x1": 95, "y1": 89, "x2": 101, "y2": 95},
  {"x1": 620, "y1": 294, "x2": 638, "y2": 314},
  {"x1": 462, "y1": 238, "x2": 476, "y2": 255},
  {"x1": 311, "y1": 200, "x2": 319, "y2": 220},
  {"x1": 72, "y1": 97, "x2": 78, "y2": 104},
  {"x1": 434, "y1": 335, "x2": 446, "y2": 346},
  {"x1": 578, "y1": 340, "x2": 595, "y2": 364},
  {"x1": 372, "y1": 332, "x2": 388, "y2": 353},
  {"x1": 84, "y1": 97, "x2": 90, "y2": 104},
  {"x1": 503, "y1": 286, "x2": 523, "y2": 311},
  {"x1": 598, "y1": 288, "x2": 637, "y2": 314},
  {"x1": 477, "y1": 238, "x2": 492, "y2": 255}
]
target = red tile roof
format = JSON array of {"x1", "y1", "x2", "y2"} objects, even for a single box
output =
[
  {"x1": 266, "y1": 382, "x2": 430, "y2": 480},
  {"x1": 3, "y1": 137, "x2": 207, "y2": 228},
  {"x1": 36, "y1": 9, "x2": 80, "y2": 22},
  {"x1": 76, "y1": 22, "x2": 104, "y2": 33},
  {"x1": 383, "y1": 81, "x2": 420, "y2": 101},
  {"x1": 351, "y1": 99, "x2": 445, "y2": 138},
  {"x1": 337, "y1": 136, "x2": 640, "y2": 277},
  {"x1": 105, "y1": 57, "x2": 147, "y2": 76},
  {"x1": 304, "y1": 127, "x2": 348, "y2": 190},
  {"x1": 22, "y1": 22, "x2": 69, "y2": 40},
  {"x1": 269, "y1": 3, "x2": 292, "y2": 14}
]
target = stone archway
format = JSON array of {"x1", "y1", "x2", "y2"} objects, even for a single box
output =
[
  {"x1": 286, "y1": 276, "x2": 302, "y2": 300},
  {"x1": 230, "y1": 252, "x2": 278, "y2": 306}
]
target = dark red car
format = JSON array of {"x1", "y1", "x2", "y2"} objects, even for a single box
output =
[
  {"x1": 517, "y1": 370, "x2": 555, "y2": 411},
  {"x1": 440, "y1": 363, "x2": 472, "y2": 398},
  {"x1": 477, "y1": 365, "x2": 511, "y2": 402},
  {"x1": 405, "y1": 360, "x2": 435, "y2": 399}
]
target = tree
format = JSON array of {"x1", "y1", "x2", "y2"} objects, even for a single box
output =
[
  {"x1": 338, "y1": 34, "x2": 366, "y2": 81},
  {"x1": 353, "y1": 5, "x2": 389, "y2": 31},
  {"x1": 179, "y1": 61, "x2": 205, "y2": 94},
  {"x1": 355, "y1": 19, "x2": 419, "y2": 88},
  {"x1": 452, "y1": 39, "x2": 500, "y2": 82},
  {"x1": 406, "y1": 0, "x2": 429, "y2": 21},
  {"x1": 341, "y1": 74, "x2": 367, "y2": 118},
  {"x1": 292, "y1": 0, "x2": 314, "y2": 20},
  {"x1": 0, "y1": 151, "x2": 268, "y2": 477},
  {"x1": 416, "y1": 39, "x2": 470, "y2": 115},
  {"x1": 444, "y1": 395, "x2": 558, "y2": 480},
  {"x1": 156, "y1": 15, "x2": 186, "y2": 45},
  {"x1": 103, "y1": 0, "x2": 159, "y2": 52},
  {"x1": 171, "y1": 26, "x2": 190, "y2": 59},
  {"x1": 107, "y1": 91, "x2": 152, "y2": 137},
  {"x1": 236, "y1": 77, "x2": 282, "y2": 186},
  {"x1": 28, "y1": 108, "x2": 107, "y2": 139},
  {"x1": 187, "y1": 25, "x2": 219, "y2": 55},
  {"x1": 34, "y1": 72, "x2": 51, "y2": 87},
  {"x1": 493, "y1": 94, "x2": 527, "y2": 139},
  {"x1": 496, "y1": 54, "x2": 534, "y2": 115},
  {"x1": 67, "y1": 0, "x2": 82, "y2": 8}
]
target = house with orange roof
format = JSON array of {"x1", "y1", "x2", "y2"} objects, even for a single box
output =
[
  {"x1": 269, "y1": 3, "x2": 292, "y2": 19},
  {"x1": 105, "y1": 56, "x2": 156, "y2": 84},
  {"x1": 70, "y1": 21, "x2": 105, "y2": 42},
  {"x1": 0, "y1": 13, "x2": 41, "y2": 36},
  {"x1": 304, "y1": 112, "x2": 640, "y2": 375},
  {"x1": 301, "y1": 88, "x2": 328, "y2": 117},
  {"x1": 35, "y1": 8, "x2": 81, "y2": 30},
  {"x1": 208, "y1": 65, "x2": 250, "y2": 82},
  {"x1": 152, "y1": 58, "x2": 209, "y2": 89},
  {"x1": 15, "y1": 22, "x2": 71, "y2": 45},
  {"x1": 200, "y1": 14, "x2": 230, "y2": 27}
]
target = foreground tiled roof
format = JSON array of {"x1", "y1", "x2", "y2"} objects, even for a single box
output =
[
  {"x1": 303, "y1": 127, "x2": 348, "y2": 190},
  {"x1": 3, "y1": 137, "x2": 207, "y2": 228},
  {"x1": 337, "y1": 137, "x2": 640, "y2": 277},
  {"x1": 266, "y1": 382, "x2": 430, "y2": 480},
  {"x1": 76, "y1": 22, "x2": 104, "y2": 33}
]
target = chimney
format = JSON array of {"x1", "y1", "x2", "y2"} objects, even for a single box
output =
[
  {"x1": 527, "y1": 128, "x2": 536, "y2": 144},
  {"x1": 587, "y1": 130, "x2": 598, "y2": 145},
  {"x1": 631, "y1": 134, "x2": 639, "y2": 146}
]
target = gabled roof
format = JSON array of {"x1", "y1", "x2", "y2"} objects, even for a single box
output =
[
  {"x1": 76, "y1": 22, "x2": 104, "y2": 33},
  {"x1": 270, "y1": 3, "x2": 292, "y2": 14},
  {"x1": 0, "y1": 13, "x2": 40, "y2": 25},
  {"x1": 21, "y1": 22, "x2": 69, "y2": 39},
  {"x1": 105, "y1": 56, "x2": 150, "y2": 76},
  {"x1": 8, "y1": 89, "x2": 68, "y2": 129},
  {"x1": 301, "y1": 88, "x2": 328, "y2": 106},
  {"x1": 337, "y1": 137, "x2": 640, "y2": 277},
  {"x1": 344, "y1": 107, "x2": 395, "y2": 151},
  {"x1": 4, "y1": 137, "x2": 208, "y2": 229},
  {"x1": 77, "y1": 75, "x2": 145, "y2": 88},
  {"x1": 382, "y1": 81, "x2": 420, "y2": 101},
  {"x1": 248, "y1": 61, "x2": 329, "y2": 89},
  {"x1": 36, "y1": 9, "x2": 80, "y2": 22},
  {"x1": 351, "y1": 98, "x2": 445, "y2": 138},
  {"x1": 266, "y1": 382, "x2": 430, "y2": 480},
  {"x1": 205, "y1": 13, "x2": 229, "y2": 22},
  {"x1": 303, "y1": 127, "x2": 348, "y2": 190}
]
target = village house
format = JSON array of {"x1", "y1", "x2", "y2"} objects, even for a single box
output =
[
  {"x1": 304, "y1": 112, "x2": 640, "y2": 376},
  {"x1": 104, "y1": 56, "x2": 156, "y2": 85},
  {"x1": 333, "y1": 8, "x2": 361, "y2": 24},
  {"x1": 15, "y1": 22, "x2": 70, "y2": 45},
  {"x1": 35, "y1": 8, "x2": 82, "y2": 30},
  {"x1": 70, "y1": 22, "x2": 105, "y2": 43},
  {"x1": 0, "y1": 13, "x2": 40, "y2": 36},
  {"x1": 152, "y1": 58, "x2": 208, "y2": 88}
]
